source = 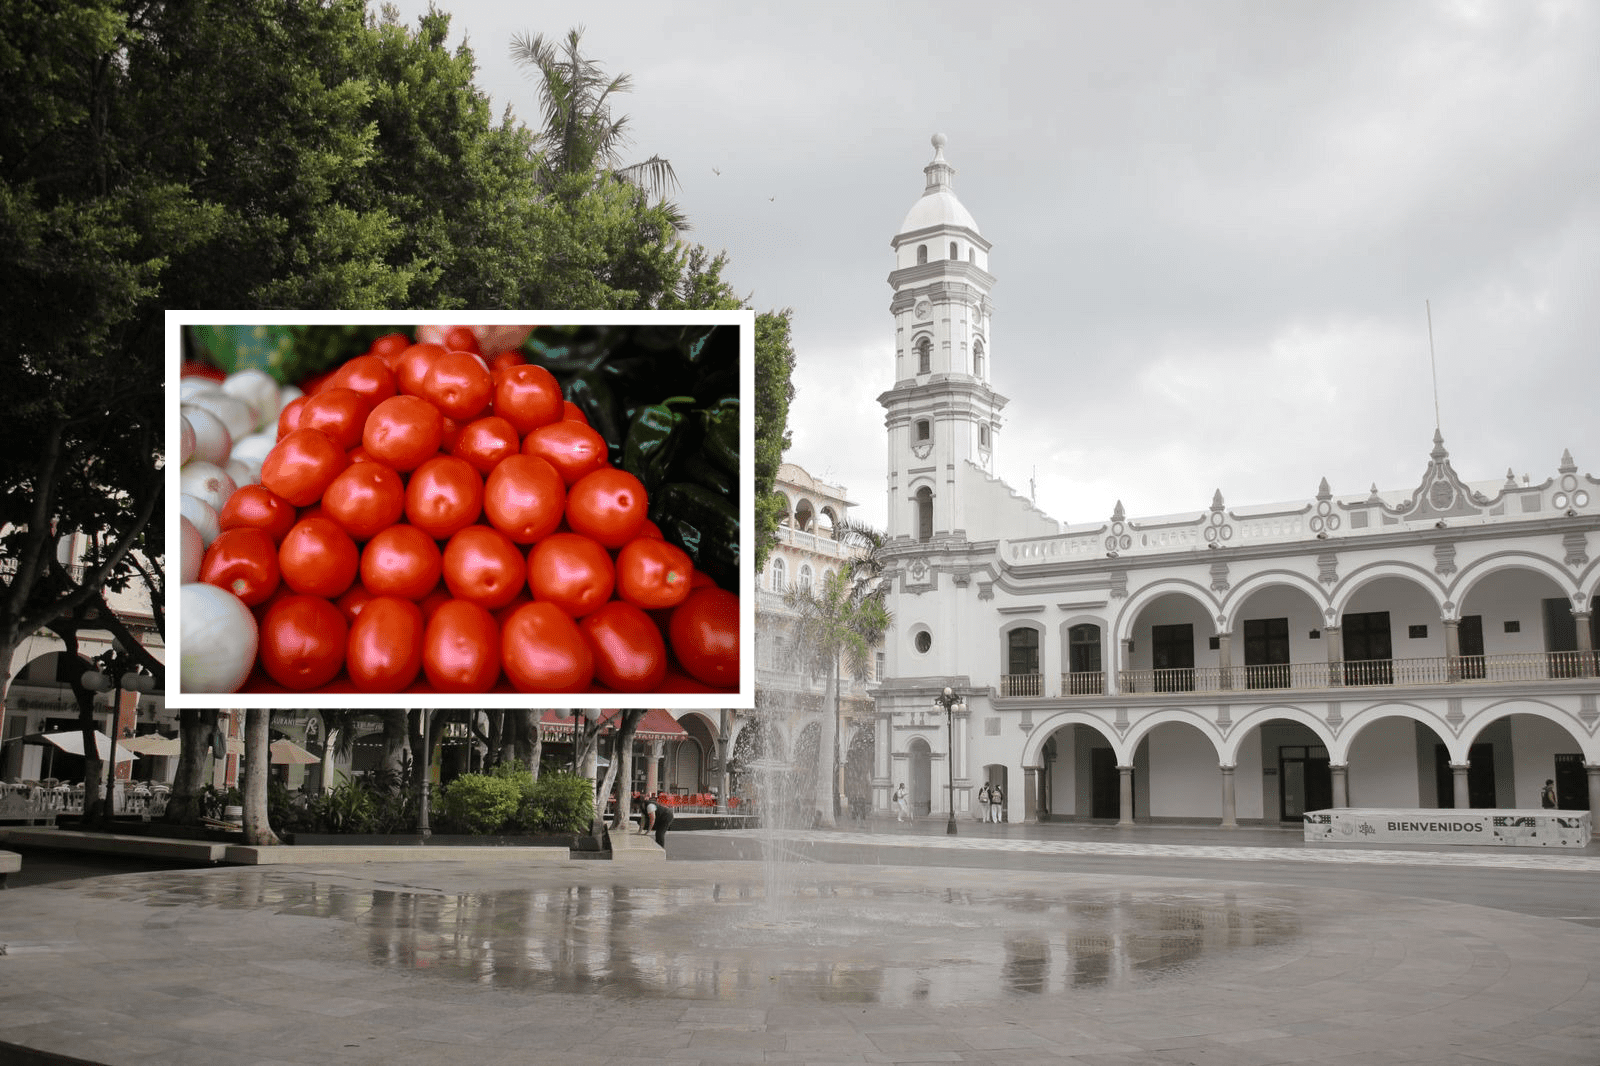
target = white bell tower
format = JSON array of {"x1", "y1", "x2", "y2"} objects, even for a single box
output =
[{"x1": 879, "y1": 134, "x2": 1006, "y2": 543}]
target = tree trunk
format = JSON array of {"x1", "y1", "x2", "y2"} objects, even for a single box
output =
[
  {"x1": 512, "y1": 709, "x2": 540, "y2": 773},
  {"x1": 814, "y1": 656, "x2": 839, "y2": 827},
  {"x1": 380, "y1": 709, "x2": 408, "y2": 774},
  {"x1": 593, "y1": 711, "x2": 641, "y2": 839},
  {"x1": 164, "y1": 708, "x2": 218, "y2": 824},
  {"x1": 241, "y1": 707, "x2": 279, "y2": 846}
]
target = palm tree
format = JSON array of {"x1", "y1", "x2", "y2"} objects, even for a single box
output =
[
  {"x1": 784, "y1": 520, "x2": 891, "y2": 827},
  {"x1": 509, "y1": 26, "x2": 685, "y2": 229}
]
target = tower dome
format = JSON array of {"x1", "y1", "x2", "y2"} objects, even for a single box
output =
[{"x1": 897, "y1": 133, "x2": 981, "y2": 237}]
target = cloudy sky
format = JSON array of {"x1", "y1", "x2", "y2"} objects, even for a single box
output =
[{"x1": 384, "y1": 0, "x2": 1598, "y2": 534}]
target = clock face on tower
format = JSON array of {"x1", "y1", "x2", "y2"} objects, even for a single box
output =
[{"x1": 914, "y1": 298, "x2": 931, "y2": 320}]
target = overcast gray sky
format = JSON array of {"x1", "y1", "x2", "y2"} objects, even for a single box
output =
[{"x1": 383, "y1": 0, "x2": 1598, "y2": 533}]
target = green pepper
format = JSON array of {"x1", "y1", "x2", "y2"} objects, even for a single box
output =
[
  {"x1": 679, "y1": 452, "x2": 737, "y2": 499},
  {"x1": 702, "y1": 401, "x2": 739, "y2": 477},
  {"x1": 623, "y1": 396, "x2": 693, "y2": 493},
  {"x1": 650, "y1": 482, "x2": 740, "y2": 593},
  {"x1": 563, "y1": 371, "x2": 626, "y2": 466}
]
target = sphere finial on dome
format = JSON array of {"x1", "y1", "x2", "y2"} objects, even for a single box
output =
[{"x1": 932, "y1": 132, "x2": 947, "y2": 151}]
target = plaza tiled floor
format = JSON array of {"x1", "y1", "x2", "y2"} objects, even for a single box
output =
[{"x1": 1, "y1": 827, "x2": 1598, "y2": 1064}]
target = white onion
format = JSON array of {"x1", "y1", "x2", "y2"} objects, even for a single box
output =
[
  {"x1": 226, "y1": 457, "x2": 259, "y2": 488},
  {"x1": 229, "y1": 430, "x2": 278, "y2": 468},
  {"x1": 184, "y1": 390, "x2": 256, "y2": 443},
  {"x1": 180, "y1": 376, "x2": 222, "y2": 403},
  {"x1": 179, "y1": 462, "x2": 237, "y2": 514},
  {"x1": 180, "y1": 583, "x2": 258, "y2": 693},
  {"x1": 181, "y1": 404, "x2": 232, "y2": 466},
  {"x1": 179, "y1": 492, "x2": 221, "y2": 547},
  {"x1": 222, "y1": 369, "x2": 281, "y2": 432},
  {"x1": 180, "y1": 414, "x2": 197, "y2": 466},
  {"x1": 180, "y1": 516, "x2": 205, "y2": 584}
]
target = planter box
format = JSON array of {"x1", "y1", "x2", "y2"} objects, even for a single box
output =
[{"x1": 285, "y1": 832, "x2": 598, "y2": 850}]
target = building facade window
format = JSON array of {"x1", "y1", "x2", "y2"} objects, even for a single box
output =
[
  {"x1": 915, "y1": 487, "x2": 934, "y2": 542},
  {"x1": 916, "y1": 419, "x2": 931, "y2": 442},
  {"x1": 949, "y1": 241, "x2": 958, "y2": 260},
  {"x1": 917, "y1": 244, "x2": 927, "y2": 265},
  {"x1": 978, "y1": 424, "x2": 990, "y2": 448},
  {"x1": 799, "y1": 564, "x2": 812, "y2": 593},
  {"x1": 1068, "y1": 624, "x2": 1103, "y2": 694},
  {"x1": 916, "y1": 337, "x2": 931, "y2": 374},
  {"x1": 973, "y1": 340, "x2": 984, "y2": 379},
  {"x1": 771, "y1": 557, "x2": 786, "y2": 592}
]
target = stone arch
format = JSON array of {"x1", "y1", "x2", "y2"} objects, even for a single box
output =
[
  {"x1": 793, "y1": 497, "x2": 816, "y2": 532},
  {"x1": 1449, "y1": 551, "x2": 1581, "y2": 609},
  {"x1": 1337, "y1": 701, "x2": 1462, "y2": 764},
  {"x1": 1111, "y1": 578, "x2": 1219, "y2": 646},
  {"x1": 1124, "y1": 709, "x2": 1226, "y2": 764},
  {"x1": 1022, "y1": 711, "x2": 1126, "y2": 765},
  {"x1": 1463, "y1": 697, "x2": 1600, "y2": 763},
  {"x1": 1328, "y1": 561, "x2": 1445, "y2": 622},
  {"x1": 912, "y1": 333, "x2": 933, "y2": 375},
  {"x1": 1221, "y1": 704, "x2": 1337, "y2": 764},
  {"x1": 1220, "y1": 568, "x2": 1331, "y2": 625}
]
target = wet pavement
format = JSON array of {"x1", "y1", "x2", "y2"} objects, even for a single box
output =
[{"x1": 1, "y1": 826, "x2": 1599, "y2": 1063}]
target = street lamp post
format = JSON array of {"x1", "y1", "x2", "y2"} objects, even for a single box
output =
[{"x1": 933, "y1": 686, "x2": 965, "y2": 836}]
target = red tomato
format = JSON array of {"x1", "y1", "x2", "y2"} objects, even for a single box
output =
[
  {"x1": 180, "y1": 361, "x2": 225, "y2": 382},
  {"x1": 217, "y1": 484, "x2": 297, "y2": 544},
  {"x1": 335, "y1": 582, "x2": 377, "y2": 625},
  {"x1": 418, "y1": 584, "x2": 453, "y2": 622},
  {"x1": 438, "y1": 415, "x2": 464, "y2": 452},
  {"x1": 689, "y1": 568, "x2": 717, "y2": 590},
  {"x1": 527, "y1": 532, "x2": 614, "y2": 618},
  {"x1": 441, "y1": 525, "x2": 526, "y2": 609},
  {"x1": 580, "y1": 600, "x2": 667, "y2": 692},
  {"x1": 359, "y1": 524, "x2": 442, "y2": 601},
  {"x1": 346, "y1": 596, "x2": 425, "y2": 692},
  {"x1": 442, "y1": 326, "x2": 481, "y2": 355},
  {"x1": 489, "y1": 349, "x2": 526, "y2": 373},
  {"x1": 522, "y1": 420, "x2": 608, "y2": 487},
  {"x1": 500, "y1": 601, "x2": 593, "y2": 693},
  {"x1": 565, "y1": 468, "x2": 647, "y2": 548},
  {"x1": 637, "y1": 518, "x2": 666, "y2": 541},
  {"x1": 422, "y1": 599, "x2": 501, "y2": 692},
  {"x1": 421, "y1": 349, "x2": 492, "y2": 421},
  {"x1": 615, "y1": 537, "x2": 694, "y2": 611},
  {"x1": 449, "y1": 415, "x2": 521, "y2": 474},
  {"x1": 562, "y1": 400, "x2": 588, "y2": 424},
  {"x1": 394, "y1": 342, "x2": 446, "y2": 397},
  {"x1": 321, "y1": 462, "x2": 405, "y2": 540},
  {"x1": 405, "y1": 455, "x2": 484, "y2": 539},
  {"x1": 199, "y1": 527, "x2": 280, "y2": 607},
  {"x1": 278, "y1": 515, "x2": 360, "y2": 598},
  {"x1": 327, "y1": 354, "x2": 398, "y2": 407},
  {"x1": 491, "y1": 363, "x2": 563, "y2": 435},
  {"x1": 277, "y1": 394, "x2": 308, "y2": 438},
  {"x1": 483, "y1": 454, "x2": 566, "y2": 544},
  {"x1": 298, "y1": 387, "x2": 371, "y2": 451},
  {"x1": 259, "y1": 594, "x2": 347, "y2": 690},
  {"x1": 362, "y1": 394, "x2": 443, "y2": 471},
  {"x1": 367, "y1": 332, "x2": 413, "y2": 367},
  {"x1": 669, "y1": 587, "x2": 739, "y2": 688},
  {"x1": 298, "y1": 367, "x2": 337, "y2": 395},
  {"x1": 491, "y1": 592, "x2": 532, "y2": 627},
  {"x1": 260, "y1": 428, "x2": 348, "y2": 507}
]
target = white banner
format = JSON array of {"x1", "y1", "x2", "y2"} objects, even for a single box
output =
[{"x1": 1304, "y1": 808, "x2": 1591, "y2": 848}]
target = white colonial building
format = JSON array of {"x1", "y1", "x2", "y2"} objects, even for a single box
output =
[{"x1": 872, "y1": 136, "x2": 1600, "y2": 827}]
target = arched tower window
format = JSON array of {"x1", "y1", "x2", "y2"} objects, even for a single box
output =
[
  {"x1": 916, "y1": 419, "x2": 930, "y2": 442},
  {"x1": 794, "y1": 498, "x2": 814, "y2": 531},
  {"x1": 916, "y1": 245, "x2": 927, "y2": 265},
  {"x1": 978, "y1": 424, "x2": 990, "y2": 448},
  {"x1": 968, "y1": 248, "x2": 975, "y2": 263},
  {"x1": 973, "y1": 339, "x2": 985, "y2": 380},
  {"x1": 770, "y1": 557, "x2": 786, "y2": 592},
  {"x1": 949, "y1": 241, "x2": 958, "y2": 260},
  {"x1": 915, "y1": 486, "x2": 933, "y2": 542},
  {"x1": 916, "y1": 337, "x2": 931, "y2": 374}
]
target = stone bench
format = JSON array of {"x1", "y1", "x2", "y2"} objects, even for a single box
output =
[{"x1": 1305, "y1": 808, "x2": 1591, "y2": 847}]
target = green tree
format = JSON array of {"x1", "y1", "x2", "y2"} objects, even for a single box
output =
[
  {"x1": 755, "y1": 311, "x2": 798, "y2": 574},
  {"x1": 509, "y1": 25, "x2": 683, "y2": 226},
  {"x1": 784, "y1": 522, "x2": 891, "y2": 827}
]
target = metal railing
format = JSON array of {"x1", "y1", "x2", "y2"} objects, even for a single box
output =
[{"x1": 1111, "y1": 652, "x2": 1598, "y2": 696}]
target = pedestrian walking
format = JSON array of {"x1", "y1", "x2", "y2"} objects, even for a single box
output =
[
  {"x1": 977, "y1": 782, "x2": 991, "y2": 822},
  {"x1": 989, "y1": 782, "x2": 1004, "y2": 823},
  {"x1": 1541, "y1": 779, "x2": 1558, "y2": 809},
  {"x1": 893, "y1": 783, "x2": 909, "y2": 822},
  {"x1": 641, "y1": 792, "x2": 675, "y2": 847}
]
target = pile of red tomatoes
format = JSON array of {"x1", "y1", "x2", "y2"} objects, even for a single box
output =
[{"x1": 181, "y1": 329, "x2": 739, "y2": 696}]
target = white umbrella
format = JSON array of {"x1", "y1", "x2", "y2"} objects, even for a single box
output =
[
  {"x1": 269, "y1": 738, "x2": 320, "y2": 765},
  {"x1": 121, "y1": 734, "x2": 181, "y2": 757},
  {"x1": 13, "y1": 730, "x2": 137, "y2": 762}
]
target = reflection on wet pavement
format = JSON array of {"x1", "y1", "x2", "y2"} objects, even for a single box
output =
[{"x1": 116, "y1": 871, "x2": 1301, "y2": 1005}]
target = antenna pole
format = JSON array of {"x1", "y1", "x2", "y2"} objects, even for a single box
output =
[{"x1": 1427, "y1": 300, "x2": 1440, "y2": 434}]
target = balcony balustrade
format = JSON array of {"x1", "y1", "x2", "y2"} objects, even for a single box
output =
[{"x1": 992, "y1": 651, "x2": 1600, "y2": 698}]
